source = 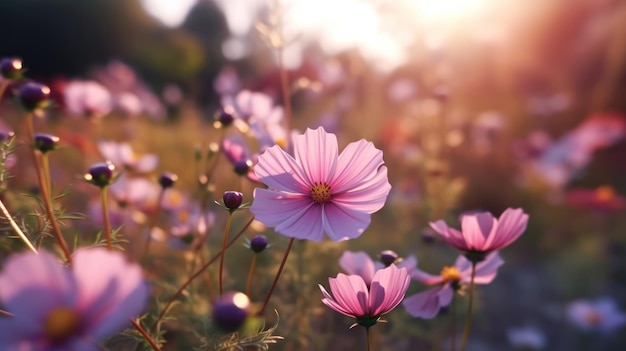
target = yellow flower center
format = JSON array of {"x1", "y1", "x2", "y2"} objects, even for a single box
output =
[
  {"x1": 595, "y1": 185, "x2": 615, "y2": 202},
  {"x1": 178, "y1": 210, "x2": 191, "y2": 223},
  {"x1": 43, "y1": 307, "x2": 80, "y2": 344},
  {"x1": 440, "y1": 266, "x2": 461, "y2": 282},
  {"x1": 310, "y1": 182, "x2": 332, "y2": 203}
]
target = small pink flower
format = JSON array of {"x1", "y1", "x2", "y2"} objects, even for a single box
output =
[
  {"x1": 250, "y1": 127, "x2": 391, "y2": 241},
  {"x1": 0, "y1": 248, "x2": 148, "y2": 350},
  {"x1": 319, "y1": 265, "x2": 410, "y2": 327},
  {"x1": 430, "y1": 208, "x2": 528, "y2": 260},
  {"x1": 403, "y1": 252, "x2": 503, "y2": 319},
  {"x1": 63, "y1": 80, "x2": 113, "y2": 118},
  {"x1": 98, "y1": 141, "x2": 158, "y2": 173}
]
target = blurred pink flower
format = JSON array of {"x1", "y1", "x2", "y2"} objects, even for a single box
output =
[
  {"x1": 567, "y1": 298, "x2": 626, "y2": 333},
  {"x1": 250, "y1": 127, "x2": 391, "y2": 241},
  {"x1": 98, "y1": 141, "x2": 158, "y2": 173},
  {"x1": 221, "y1": 135, "x2": 260, "y2": 183},
  {"x1": 319, "y1": 264, "x2": 410, "y2": 327},
  {"x1": 338, "y1": 250, "x2": 417, "y2": 286},
  {"x1": 0, "y1": 248, "x2": 148, "y2": 350},
  {"x1": 403, "y1": 252, "x2": 503, "y2": 319},
  {"x1": 430, "y1": 208, "x2": 528, "y2": 259},
  {"x1": 63, "y1": 80, "x2": 113, "y2": 118}
]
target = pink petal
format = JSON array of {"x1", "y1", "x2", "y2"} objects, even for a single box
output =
[
  {"x1": 457, "y1": 252, "x2": 505, "y2": 284},
  {"x1": 0, "y1": 250, "x2": 75, "y2": 326},
  {"x1": 331, "y1": 139, "x2": 386, "y2": 193},
  {"x1": 430, "y1": 220, "x2": 467, "y2": 250},
  {"x1": 72, "y1": 248, "x2": 148, "y2": 340},
  {"x1": 322, "y1": 202, "x2": 371, "y2": 241},
  {"x1": 319, "y1": 284, "x2": 356, "y2": 318},
  {"x1": 461, "y1": 212, "x2": 496, "y2": 250},
  {"x1": 292, "y1": 127, "x2": 338, "y2": 184},
  {"x1": 332, "y1": 165, "x2": 391, "y2": 213},
  {"x1": 254, "y1": 145, "x2": 310, "y2": 193},
  {"x1": 369, "y1": 265, "x2": 410, "y2": 316},
  {"x1": 489, "y1": 208, "x2": 529, "y2": 250},
  {"x1": 403, "y1": 285, "x2": 451, "y2": 319},
  {"x1": 338, "y1": 251, "x2": 376, "y2": 286},
  {"x1": 328, "y1": 274, "x2": 369, "y2": 317},
  {"x1": 134, "y1": 154, "x2": 158, "y2": 173}
]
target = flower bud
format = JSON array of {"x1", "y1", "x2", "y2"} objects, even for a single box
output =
[
  {"x1": 212, "y1": 291, "x2": 250, "y2": 332},
  {"x1": 249, "y1": 235, "x2": 268, "y2": 253},
  {"x1": 0, "y1": 130, "x2": 15, "y2": 142},
  {"x1": 379, "y1": 250, "x2": 398, "y2": 267},
  {"x1": 222, "y1": 191, "x2": 243, "y2": 210},
  {"x1": 0, "y1": 57, "x2": 23, "y2": 79},
  {"x1": 18, "y1": 82, "x2": 51, "y2": 111},
  {"x1": 214, "y1": 107, "x2": 234, "y2": 128},
  {"x1": 158, "y1": 172, "x2": 178, "y2": 189},
  {"x1": 33, "y1": 133, "x2": 59, "y2": 153},
  {"x1": 234, "y1": 160, "x2": 253, "y2": 176},
  {"x1": 86, "y1": 162, "x2": 115, "y2": 188}
]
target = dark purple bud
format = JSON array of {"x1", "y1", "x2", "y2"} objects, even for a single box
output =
[
  {"x1": 0, "y1": 57, "x2": 23, "y2": 79},
  {"x1": 223, "y1": 191, "x2": 243, "y2": 210},
  {"x1": 250, "y1": 235, "x2": 268, "y2": 253},
  {"x1": 158, "y1": 172, "x2": 178, "y2": 189},
  {"x1": 214, "y1": 107, "x2": 234, "y2": 128},
  {"x1": 422, "y1": 228, "x2": 436, "y2": 244},
  {"x1": 379, "y1": 250, "x2": 398, "y2": 267},
  {"x1": 212, "y1": 291, "x2": 250, "y2": 332},
  {"x1": 18, "y1": 82, "x2": 51, "y2": 111},
  {"x1": 33, "y1": 133, "x2": 59, "y2": 153},
  {"x1": 86, "y1": 162, "x2": 115, "y2": 188},
  {"x1": 234, "y1": 160, "x2": 253, "y2": 176}
]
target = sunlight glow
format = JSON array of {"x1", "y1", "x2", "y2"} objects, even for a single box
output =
[
  {"x1": 139, "y1": 0, "x2": 198, "y2": 27},
  {"x1": 408, "y1": 0, "x2": 488, "y2": 25}
]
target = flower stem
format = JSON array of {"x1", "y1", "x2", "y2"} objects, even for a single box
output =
[
  {"x1": 366, "y1": 326, "x2": 371, "y2": 351},
  {"x1": 245, "y1": 253, "x2": 257, "y2": 297},
  {"x1": 0, "y1": 198, "x2": 37, "y2": 253},
  {"x1": 151, "y1": 216, "x2": 254, "y2": 332},
  {"x1": 131, "y1": 319, "x2": 162, "y2": 351},
  {"x1": 219, "y1": 211, "x2": 234, "y2": 296},
  {"x1": 142, "y1": 188, "x2": 165, "y2": 263},
  {"x1": 451, "y1": 294, "x2": 457, "y2": 351},
  {"x1": 100, "y1": 187, "x2": 112, "y2": 250},
  {"x1": 40, "y1": 153, "x2": 52, "y2": 201},
  {"x1": 0, "y1": 309, "x2": 14, "y2": 317},
  {"x1": 24, "y1": 113, "x2": 72, "y2": 264},
  {"x1": 460, "y1": 262, "x2": 477, "y2": 351},
  {"x1": 259, "y1": 236, "x2": 295, "y2": 316}
]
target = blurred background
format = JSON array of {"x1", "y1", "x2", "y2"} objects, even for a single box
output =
[{"x1": 1, "y1": 0, "x2": 626, "y2": 350}]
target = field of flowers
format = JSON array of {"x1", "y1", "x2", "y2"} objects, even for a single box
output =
[{"x1": 1, "y1": 1, "x2": 626, "y2": 350}]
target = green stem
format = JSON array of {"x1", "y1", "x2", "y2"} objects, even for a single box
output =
[
  {"x1": 245, "y1": 254, "x2": 257, "y2": 297},
  {"x1": 142, "y1": 188, "x2": 165, "y2": 263},
  {"x1": 460, "y1": 262, "x2": 477, "y2": 351},
  {"x1": 0, "y1": 198, "x2": 37, "y2": 253},
  {"x1": 100, "y1": 187, "x2": 112, "y2": 250},
  {"x1": 219, "y1": 211, "x2": 234, "y2": 296},
  {"x1": 25, "y1": 113, "x2": 72, "y2": 264},
  {"x1": 366, "y1": 326, "x2": 372, "y2": 351},
  {"x1": 131, "y1": 319, "x2": 161, "y2": 351},
  {"x1": 258, "y1": 237, "x2": 295, "y2": 315},
  {"x1": 40, "y1": 153, "x2": 52, "y2": 201}
]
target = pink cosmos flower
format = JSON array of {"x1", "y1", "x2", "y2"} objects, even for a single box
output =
[
  {"x1": 0, "y1": 248, "x2": 148, "y2": 350},
  {"x1": 403, "y1": 252, "x2": 503, "y2": 319},
  {"x1": 250, "y1": 127, "x2": 391, "y2": 241},
  {"x1": 319, "y1": 264, "x2": 410, "y2": 327},
  {"x1": 63, "y1": 80, "x2": 113, "y2": 118},
  {"x1": 98, "y1": 141, "x2": 158, "y2": 173},
  {"x1": 430, "y1": 208, "x2": 528, "y2": 260}
]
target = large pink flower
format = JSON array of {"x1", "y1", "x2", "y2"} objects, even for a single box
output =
[
  {"x1": 319, "y1": 264, "x2": 410, "y2": 327},
  {"x1": 0, "y1": 248, "x2": 149, "y2": 350},
  {"x1": 403, "y1": 252, "x2": 503, "y2": 319},
  {"x1": 430, "y1": 208, "x2": 528, "y2": 258},
  {"x1": 250, "y1": 127, "x2": 391, "y2": 241}
]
